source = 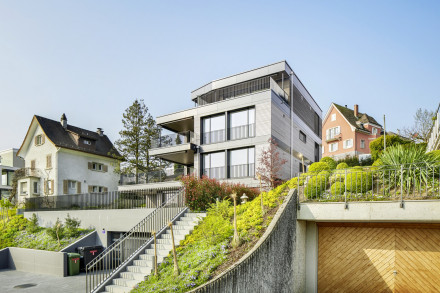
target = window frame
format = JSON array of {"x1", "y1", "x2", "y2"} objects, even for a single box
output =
[
  {"x1": 299, "y1": 131, "x2": 307, "y2": 143},
  {"x1": 330, "y1": 142, "x2": 339, "y2": 152},
  {"x1": 331, "y1": 113, "x2": 336, "y2": 121},
  {"x1": 343, "y1": 139, "x2": 353, "y2": 149},
  {"x1": 360, "y1": 139, "x2": 366, "y2": 149}
]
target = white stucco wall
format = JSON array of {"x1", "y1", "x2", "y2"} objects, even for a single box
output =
[{"x1": 57, "y1": 148, "x2": 119, "y2": 194}]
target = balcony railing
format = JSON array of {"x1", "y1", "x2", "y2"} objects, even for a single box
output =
[
  {"x1": 229, "y1": 124, "x2": 255, "y2": 140},
  {"x1": 229, "y1": 163, "x2": 255, "y2": 178},
  {"x1": 23, "y1": 167, "x2": 40, "y2": 177},
  {"x1": 152, "y1": 131, "x2": 194, "y2": 148},
  {"x1": 203, "y1": 129, "x2": 226, "y2": 144},
  {"x1": 197, "y1": 76, "x2": 270, "y2": 106},
  {"x1": 23, "y1": 186, "x2": 182, "y2": 211},
  {"x1": 296, "y1": 163, "x2": 440, "y2": 205},
  {"x1": 119, "y1": 168, "x2": 185, "y2": 185},
  {"x1": 203, "y1": 166, "x2": 226, "y2": 180},
  {"x1": 326, "y1": 134, "x2": 341, "y2": 142},
  {"x1": 427, "y1": 112, "x2": 440, "y2": 152}
]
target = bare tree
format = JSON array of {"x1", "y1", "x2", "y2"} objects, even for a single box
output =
[
  {"x1": 256, "y1": 138, "x2": 288, "y2": 189},
  {"x1": 402, "y1": 108, "x2": 436, "y2": 143}
]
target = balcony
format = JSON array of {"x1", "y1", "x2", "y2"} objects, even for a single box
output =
[
  {"x1": 150, "y1": 131, "x2": 197, "y2": 165},
  {"x1": 202, "y1": 129, "x2": 226, "y2": 144},
  {"x1": 229, "y1": 163, "x2": 255, "y2": 178},
  {"x1": 427, "y1": 112, "x2": 440, "y2": 152},
  {"x1": 202, "y1": 167, "x2": 226, "y2": 180},
  {"x1": 326, "y1": 133, "x2": 341, "y2": 143},
  {"x1": 229, "y1": 124, "x2": 256, "y2": 141}
]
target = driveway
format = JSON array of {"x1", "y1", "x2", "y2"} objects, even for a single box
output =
[{"x1": 0, "y1": 269, "x2": 86, "y2": 293}]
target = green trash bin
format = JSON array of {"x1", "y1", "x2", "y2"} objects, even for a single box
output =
[{"x1": 67, "y1": 253, "x2": 81, "y2": 276}]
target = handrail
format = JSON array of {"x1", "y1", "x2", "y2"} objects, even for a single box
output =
[{"x1": 85, "y1": 188, "x2": 186, "y2": 292}]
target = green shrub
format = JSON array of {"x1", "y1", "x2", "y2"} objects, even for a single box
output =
[
  {"x1": 370, "y1": 135, "x2": 412, "y2": 161},
  {"x1": 336, "y1": 162, "x2": 349, "y2": 170},
  {"x1": 346, "y1": 171, "x2": 372, "y2": 193},
  {"x1": 46, "y1": 218, "x2": 64, "y2": 242},
  {"x1": 304, "y1": 176, "x2": 326, "y2": 199},
  {"x1": 336, "y1": 156, "x2": 360, "y2": 167},
  {"x1": 318, "y1": 171, "x2": 331, "y2": 180},
  {"x1": 320, "y1": 157, "x2": 337, "y2": 170},
  {"x1": 64, "y1": 214, "x2": 81, "y2": 238},
  {"x1": 427, "y1": 150, "x2": 440, "y2": 161},
  {"x1": 330, "y1": 182, "x2": 345, "y2": 195},
  {"x1": 308, "y1": 162, "x2": 330, "y2": 173},
  {"x1": 26, "y1": 213, "x2": 40, "y2": 234},
  {"x1": 181, "y1": 175, "x2": 259, "y2": 211},
  {"x1": 351, "y1": 166, "x2": 364, "y2": 171},
  {"x1": 380, "y1": 144, "x2": 435, "y2": 166}
]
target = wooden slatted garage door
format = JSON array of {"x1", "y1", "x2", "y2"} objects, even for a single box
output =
[{"x1": 318, "y1": 223, "x2": 440, "y2": 293}]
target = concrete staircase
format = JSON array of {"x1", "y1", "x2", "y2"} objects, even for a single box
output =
[{"x1": 101, "y1": 212, "x2": 206, "y2": 293}]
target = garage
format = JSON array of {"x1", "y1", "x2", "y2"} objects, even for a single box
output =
[{"x1": 318, "y1": 223, "x2": 440, "y2": 292}]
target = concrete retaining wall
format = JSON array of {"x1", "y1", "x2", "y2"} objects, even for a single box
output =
[
  {"x1": 61, "y1": 231, "x2": 100, "y2": 253},
  {"x1": 0, "y1": 248, "x2": 9, "y2": 269},
  {"x1": 5, "y1": 247, "x2": 66, "y2": 277},
  {"x1": 24, "y1": 208, "x2": 155, "y2": 247},
  {"x1": 189, "y1": 189, "x2": 297, "y2": 293}
]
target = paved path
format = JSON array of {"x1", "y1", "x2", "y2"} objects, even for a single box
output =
[{"x1": 0, "y1": 269, "x2": 86, "y2": 293}]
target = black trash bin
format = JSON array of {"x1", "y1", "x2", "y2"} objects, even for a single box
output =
[{"x1": 76, "y1": 246, "x2": 104, "y2": 272}]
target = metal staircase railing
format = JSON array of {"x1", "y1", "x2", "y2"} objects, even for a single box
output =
[{"x1": 85, "y1": 188, "x2": 186, "y2": 292}]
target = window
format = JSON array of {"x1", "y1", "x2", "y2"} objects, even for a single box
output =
[
  {"x1": 229, "y1": 148, "x2": 255, "y2": 178},
  {"x1": 33, "y1": 181, "x2": 39, "y2": 194},
  {"x1": 202, "y1": 115, "x2": 226, "y2": 144},
  {"x1": 330, "y1": 142, "x2": 338, "y2": 152},
  {"x1": 84, "y1": 140, "x2": 91, "y2": 145},
  {"x1": 372, "y1": 127, "x2": 378, "y2": 135},
  {"x1": 93, "y1": 186, "x2": 103, "y2": 193},
  {"x1": 326, "y1": 126, "x2": 340, "y2": 140},
  {"x1": 202, "y1": 151, "x2": 226, "y2": 179},
  {"x1": 46, "y1": 155, "x2": 52, "y2": 168},
  {"x1": 92, "y1": 163, "x2": 103, "y2": 171},
  {"x1": 344, "y1": 139, "x2": 353, "y2": 149},
  {"x1": 20, "y1": 182, "x2": 27, "y2": 195},
  {"x1": 299, "y1": 131, "x2": 307, "y2": 143},
  {"x1": 68, "y1": 180, "x2": 77, "y2": 194},
  {"x1": 331, "y1": 113, "x2": 336, "y2": 121},
  {"x1": 45, "y1": 180, "x2": 54, "y2": 195},
  {"x1": 228, "y1": 108, "x2": 255, "y2": 140},
  {"x1": 35, "y1": 134, "x2": 44, "y2": 146},
  {"x1": 360, "y1": 139, "x2": 365, "y2": 148}
]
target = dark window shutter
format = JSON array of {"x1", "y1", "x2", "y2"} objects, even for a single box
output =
[
  {"x1": 103, "y1": 165, "x2": 108, "y2": 172},
  {"x1": 103, "y1": 187, "x2": 108, "y2": 192},
  {"x1": 63, "y1": 180, "x2": 68, "y2": 194},
  {"x1": 42, "y1": 135, "x2": 45, "y2": 144},
  {"x1": 34, "y1": 136, "x2": 38, "y2": 145},
  {"x1": 88, "y1": 162, "x2": 93, "y2": 170},
  {"x1": 88, "y1": 185, "x2": 93, "y2": 193},
  {"x1": 44, "y1": 180, "x2": 48, "y2": 194},
  {"x1": 50, "y1": 180, "x2": 54, "y2": 194},
  {"x1": 77, "y1": 182, "x2": 81, "y2": 194}
]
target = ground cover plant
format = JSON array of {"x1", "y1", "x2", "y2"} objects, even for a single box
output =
[
  {"x1": 132, "y1": 179, "x2": 294, "y2": 293},
  {"x1": 0, "y1": 211, "x2": 92, "y2": 251}
]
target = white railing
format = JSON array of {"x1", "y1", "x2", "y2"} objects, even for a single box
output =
[{"x1": 296, "y1": 163, "x2": 440, "y2": 206}]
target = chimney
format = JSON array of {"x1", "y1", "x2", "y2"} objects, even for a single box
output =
[
  {"x1": 97, "y1": 128, "x2": 104, "y2": 136},
  {"x1": 60, "y1": 113, "x2": 67, "y2": 130},
  {"x1": 354, "y1": 104, "x2": 359, "y2": 117}
]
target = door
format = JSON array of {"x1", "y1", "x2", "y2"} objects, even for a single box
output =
[{"x1": 318, "y1": 223, "x2": 440, "y2": 293}]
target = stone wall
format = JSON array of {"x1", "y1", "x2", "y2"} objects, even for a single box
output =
[{"x1": 189, "y1": 189, "x2": 297, "y2": 293}]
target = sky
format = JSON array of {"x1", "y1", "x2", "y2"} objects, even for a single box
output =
[{"x1": 0, "y1": 0, "x2": 439, "y2": 151}]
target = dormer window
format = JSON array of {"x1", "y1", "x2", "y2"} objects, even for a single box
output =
[
  {"x1": 35, "y1": 134, "x2": 45, "y2": 146},
  {"x1": 372, "y1": 127, "x2": 378, "y2": 135},
  {"x1": 84, "y1": 139, "x2": 91, "y2": 145}
]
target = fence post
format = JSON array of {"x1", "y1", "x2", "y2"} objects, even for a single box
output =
[
  {"x1": 400, "y1": 165, "x2": 404, "y2": 208},
  {"x1": 344, "y1": 169, "x2": 348, "y2": 209}
]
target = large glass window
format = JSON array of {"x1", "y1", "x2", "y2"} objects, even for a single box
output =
[
  {"x1": 202, "y1": 115, "x2": 225, "y2": 144},
  {"x1": 229, "y1": 147, "x2": 255, "y2": 178},
  {"x1": 202, "y1": 152, "x2": 226, "y2": 179},
  {"x1": 229, "y1": 108, "x2": 255, "y2": 140}
]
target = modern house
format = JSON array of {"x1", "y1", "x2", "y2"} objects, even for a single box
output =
[
  {"x1": 322, "y1": 103, "x2": 382, "y2": 160},
  {"x1": 16, "y1": 114, "x2": 121, "y2": 201},
  {"x1": 0, "y1": 148, "x2": 25, "y2": 199},
  {"x1": 150, "y1": 61, "x2": 322, "y2": 184},
  {"x1": 427, "y1": 103, "x2": 440, "y2": 152}
]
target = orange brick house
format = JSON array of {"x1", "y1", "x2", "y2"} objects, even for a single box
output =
[{"x1": 322, "y1": 103, "x2": 382, "y2": 160}]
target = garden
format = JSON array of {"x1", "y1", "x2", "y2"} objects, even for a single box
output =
[
  {"x1": 131, "y1": 176, "x2": 296, "y2": 293},
  {"x1": 0, "y1": 202, "x2": 93, "y2": 251}
]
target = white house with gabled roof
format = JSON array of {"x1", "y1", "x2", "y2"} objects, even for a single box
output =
[{"x1": 16, "y1": 114, "x2": 121, "y2": 201}]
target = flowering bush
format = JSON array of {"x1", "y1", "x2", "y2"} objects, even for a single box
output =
[{"x1": 181, "y1": 175, "x2": 259, "y2": 211}]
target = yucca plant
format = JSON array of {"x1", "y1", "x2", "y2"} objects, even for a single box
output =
[{"x1": 380, "y1": 144, "x2": 438, "y2": 193}]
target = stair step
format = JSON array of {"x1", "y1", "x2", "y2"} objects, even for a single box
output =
[
  {"x1": 127, "y1": 265, "x2": 152, "y2": 274},
  {"x1": 156, "y1": 238, "x2": 172, "y2": 244},
  {"x1": 172, "y1": 224, "x2": 194, "y2": 230},
  {"x1": 105, "y1": 284, "x2": 133, "y2": 293},
  {"x1": 166, "y1": 229, "x2": 190, "y2": 235},
  {"x1": 133, "y1": 259, "x2": 153, "y2": 267},
  {"x1": 120, "y1": 272, "x2": 146, "y2": 281},
  {"x1": 113, "y1": 278, "x2": 140, "y2": 288},
  {"x1": 145, "y1": 248, "x2": 171, "y2": 256},
  {"x1": 179, "y1": 216, "x2": 202, "y2": 222},
  {"x1": 160, "y1": 234, "x2": 186, "y2": 240},
  {"x1": 175, "y1": 220, "x2": 198, "y2": 226}
]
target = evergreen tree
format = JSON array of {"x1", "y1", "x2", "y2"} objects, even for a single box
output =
[{"x1": 115, "y1": 99, "x2": 159, "y2": 183}]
